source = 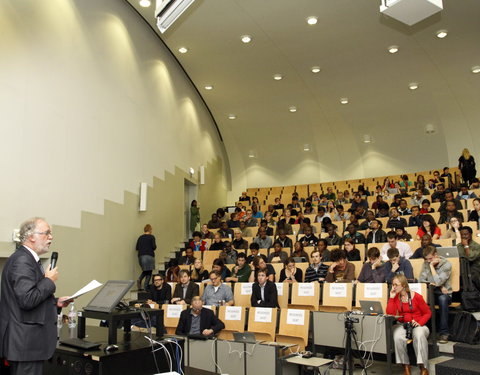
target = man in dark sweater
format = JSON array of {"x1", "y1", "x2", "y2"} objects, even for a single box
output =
[
  {"x1": 383, "y1": 248, "x2": 414, "y2": 283},
  {"x1": 356, "y1": 247, "x2": 386, "y2": 283}
]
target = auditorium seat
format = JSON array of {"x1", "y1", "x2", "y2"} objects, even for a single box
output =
[
  {"x1": 290, "y1": 282, "x2": 320, "y2": 310},
  {"x1": 355, "y1": 282, "x2": 388, "y2": 312},
  {"x1": 162, "y1": 304, "x2": 187, "y2": 334},
  {"x1": 217, "y1": 305, "x2": 246, "y2": 340},
  {"x1": 233, "y1": 282, "x2": 253, "y2": 307},
  {"x1": 276, "y1": 308, "x2": 310, "y2": 352},
  {"x1": 320, "y1": 282, "x2": 353, "y2": 312},
  {"x1": 247, "y1": 307, "x2": 278, "y2": 342}
]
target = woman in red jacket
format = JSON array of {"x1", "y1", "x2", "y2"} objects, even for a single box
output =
[{"x1": 386, "y1": 275, "x2": 431, "y2": 375}]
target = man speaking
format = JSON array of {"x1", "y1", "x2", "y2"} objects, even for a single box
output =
[{"x1": 0, "y1": 218, "x2": 70, "y2": 375}]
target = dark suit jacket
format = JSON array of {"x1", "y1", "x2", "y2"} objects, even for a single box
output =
[
  {"x1": 172, "y1": 281, "x2": 199, "y2": 304},
  {"x1": 0, "y1": 246, "x2": 57, "y2": 361},
  {"x1": 175, "y1": 308, "x2": 225, "y2": 335},
  {"x1": 366, "y1": 229, "x2": 387, "y2": 244},
  {"x1": 251, "y1": 281, "x2": 279, "y2": 308}
]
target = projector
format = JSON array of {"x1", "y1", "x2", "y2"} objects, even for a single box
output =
[
  {"x1": 380, "y1": 0, "x2": 443, "y2": 26},
  {"x1": 156, "y1": 0, "x2": 196, "y2": 33}
]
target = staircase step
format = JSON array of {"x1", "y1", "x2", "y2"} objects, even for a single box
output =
[
  {"x1": 436, "y1": 359, "x2": 480, "y2": 375},
  {"x1": 453, "y1": 342, "x2": 480, "y2": 361}
]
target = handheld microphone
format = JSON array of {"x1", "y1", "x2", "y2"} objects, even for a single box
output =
[{"x1": 50, "y1": 252, "x2": 58, "y2": 270}]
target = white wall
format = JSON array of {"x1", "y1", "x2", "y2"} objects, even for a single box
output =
[{"x1": 0, "y1": 0, "x2": 228, "y2": 242}]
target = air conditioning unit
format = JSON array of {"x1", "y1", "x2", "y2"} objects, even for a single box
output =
[
  {"x1": 380, "y1": 0, "x2": 443, "y2": 26},
  {"x1": 156, "y1": 0, "x2": 196, "y2": 33}
]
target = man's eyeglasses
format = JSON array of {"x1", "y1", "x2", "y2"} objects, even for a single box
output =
[
  {"x1": 153, "y1": 278, "x2": 163, "y2": 282},
  {"x1": 34, "y1": 231, "x2": 52, "y2": 236}
]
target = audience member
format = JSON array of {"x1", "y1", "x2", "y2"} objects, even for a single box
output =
[
  {"x1": 333, "y1": 204, "x2": 350, "y2": 221},
  {"x1": 275, "y1": 218, "x2": 293, "y2": 235},
  {"x1": 253, "y1": 227, "x2": 273, "y2": 249},
  {"x1": 418, "y1": 246, "x2": 452, "y2": 344},
  {"x1": 431, "y1": 183, "x2": 446, "y2": 202},
  {"x1": 350, "y1": 193, "x2": 369, "y2": 213},
  {"x1": 223, "y1": 242, "x2": 238, "y2": 264},
  {"x1": 420, "y1": 199, "x2": 434, "y2": 214},
  {"x1": 343, "y1": 238, "x2": 361, "y2": 261},
  {"x1": 411, "y1": 189, "x2": 427, "y2": 206},
  {"x1": 166, "y1": 259, "x2": 180, "y2": 282},
  {"x1": 218, "y1": 222, "x2": 234, "y2": 239},
  {"x1": 397, "y1": 199, "x2": 411, "y2": 216},
  {"x1": 325, "y1": 224, "x2": 342, "y2": 246},
  {"x1": 335, "y1": 191, "x2": 349, "y2": 205},
  {"x1": 458, "y1": 148, "x2": 477, "y2": 186},
  {"x1": 239, "y1": 191, "x2": 251, "y2": 202},
  {"x1": 201, "y1": 224, "x2": 215, "y2": 240},
  {"x1": 252, "y1": 204, "x2": 263, "y2": 219},
  {"x1": 179, "y1": 248, "x2": 196, "y2": 266},
  {"x1": 325, "y1": 249, "x2": 355, "y2": 282},
  {"x1": 202, "y1": 271, "x2": 234, "y2": 306},
  {"x1": 225, "y1": 252, "x2": 251, "y2": 282},
  {"x1": 257, "y1": 219, "x2": 274, "y2": 236},
  {"x1": 251, "y1": 269, "x2": 279, "y2": 308},
  {"x1": 298, "y1": 225, "x2": 319, "y2": 246},
  {"x1": 386, "y1": 208, "x2": 408, "y2": 230},
  {"x1": 246, "y1": 243, "x2": 267, "y2": 264},
  {"x1": 239, "y1": 221, "x2": 253, "y2": 237},
  {"x1": 384, "y1": 248, "x2": 414, "y2": 283},
  {"x1": 279, "y1": 257, "x2": 303, "y2": 283},
  {"x1": 457, "y1": 226, "x2": 480, "y2": 291},
  {"x1": 456, "y1": 184, "x2": 478, "y2": 200},
  {"x1": 210, "y1": 233, "x2": 226, "y2": 251},
  {"x1": 317, "y1": 239, "x2": 331, "y2": 262},
  {"x1": 189, "y1": 231, "x2": 208, "y2": 252},
  {"x1": 396, "y1": 227, "x2": 412, "y2": 242},
  {"x1": 191, "y1": 258, "x2": 209, "y2": 282},
  {"x1": 441, "y1": 216, "x2": 462, "y2": 243},
  {"x1": 231, "y1": 229, "x2": 248, "y2": 250},
  {"x1": 381, "y1": 232, "x2": 413, "y2": 260},
  {"x1": 147, "y1": 274, "x2": 172, "y2": 305},
  {"x1": 273, "y1": 197, "x2": 284, "y2": 210},
  {"x1": 325, "y1": 187, "x2": 336, "y2": 201},
  {"x1": 226, "y1": 213, "x2": 240, "y2": 228},
  {"x1": 359, "y1": 211, "x2": 375, "y2": 230},
  {"x1": 438, "y1": 200, "x2": 464, "y2": 224},
  {"x1": 267, "y1": 241, "x2": 288, "y2": 263},
  {"x1": 207, "y1": 213, "x2": 221, "y2": 229},
  {"x1": 249, "y1": 256, "x2": 276, "y2": 282},
  {"x1": 410, "y1": 234, "x2": 441, "y2": 259},
  {"x1": 304, "y1": 250, "x2": 329, "y2": 282},
  {"x1": 356, "y1": 247, "x2": 386, "y2": 283},
  {"x1": 408, "y1": 206, "x2": 423, "y2": 227},
  {"x1": 275, "y1": 229, "x2": 293, "y2": 249},
  {"x1": 212, "y1": 258, "x2": 231, "y2": 280},
  {"x1": 176, "y1": 296, "x2": 225, "y2": 336},
  {"x1": 244, "y1": 209, "x2": 259, "y2": 227},
  {"x1": 366, "y1": 219, "x2": 387, "y2": 244},
  {"x1": 468, "y1": 198, "x2": 480, "y2": 223},
  {"x1": 342, "y1": 223, "x2": 366, "y2": 244},
  {"x1": 314, "y1": 206, "x2": 330, "y2": 224},
  {"x1": 292, "y1": 241, "x2": 310, "y2": 262},
  {"x1": 171, "y1": 270, "x2": 200, "y2": 305}
]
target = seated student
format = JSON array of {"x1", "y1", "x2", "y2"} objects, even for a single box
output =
[
  {"x1": 251, "y1": 269, "x2": 279, "y2": 308},
  {"x1": 396, "y1": 227, "x2": 412, "y2": 242},
  {"x1": 251, "y1": 204, "x2": 264, "y2": 219},
  {"x1": 207, "y1": 213, "x2": 222, "y2": 229},
  {"x1": 419, "y1": 199, "x2": 434, "y2": 214},
  {"x1": 191, "y1": 258, "x2": 209, "y2": 282},
  {"x1": 218, "y1": 222, "x2": 234, "y2": 239},
  {"x1": 384, "y1": 247, "x2": 414, "y2": 283},
  {"x1": 202, "y1": 271, "x2": 234, "y2": 306},
  {"x1": 176, "y1": 296, "x2": 225, "y2": 336},
  {"x1": 249, "y1": 256, "x2": 276, "y2": 282},
  {"x1": 431, "y1": 183, "x2": 446, "y2": 202},
  {"x1": 246, "y1": 243, "x2": 267, "y2": 264},
  {"x1": 317, "y1": 239, "x2": 331, "y2": 262},
  {"x1": 457, "y1": 184, "x2": 478, "y2": 200},
  {"x1": 438, "y1": 200, "x2": 465, "y2": 224},
  {"x1": 231, "y1": 229, "x2": 248, "y2": 251},
  {"x1": 314, "y1": 206, "x2": 331, "y2": 223},
  {"x1": 397, "y1": 199, "x2": 411, "y2": 216},
  {"x1": 408, "y1": 206, "x2": 423, "y2": 227},
  {"x1": 298, "y1": 225, "x2": 319, "y2": 247},
  {"x1": 325, "y1": 249, "x2": 355, "y2": 282},
  {"x1": 239, "y1": 220, "x2": 253, "y2": 237},
  {"x1": 171, "y1": 270, "x2": 200, "y2": 305},
  {"x1": 411, "y1": 189, "x2": 427, "y2": 206},
  {"x1": 365, "y1": 219, "x2": 387, "y2": 244},
  {"x1": 381, "y1": 232, "x2": 413, "y2": 260},
  {"x1": 342, "y1": 223, "x2": 366, "y2": 245},
  {"x1": 298, "y1": 217, "x2": 316, "y2": 234},
  {"x1": 343, "y1": 238, "x2": 361, "y2": 261},
  {"x1": 333, "y1": 204, "x2": 351, "y2": 221},
  {"x1": 210, "y1": 233, "x2": 226, "y2": 251},
  {"x1": 227, "y1": 212, "x2": 241, "y2": 229},
  {"x1": 257, "y1": 219, "x2": 274, "y2": 236},
  {"x1": 387, "y1": 275, "x2": 431, "y2": 375},
  {"x1": 201, "y1": 224, "x2": 215, "y2": 240},
  {"x1": 292, "y1": 241, "x2": 310, "y2": 262},
  {"x1": 410, "y1": 234, "x2": 441, "y2": 259},
  {"x1": 359, "y1": 210, "x2": 376, "y2": 230},
  {"x1": 386, "y1": 208, "x2": 408, "y2": 230},
  {"x1": 468, "y1": 198, "x2": 480, "y2": 223},
  {"x1": 212, "y1": 258, "x2": 231, "y2": 281},
  {"x1": 179, "y1": 247, "x2": 196, "y2": 266},
  {"x1": 147, "y1": 274, "x2": 172, "y2": 305},
  {"x1": 239, "y1": 191, "x2": 251, "y2": 202},
  {"x1": 416, "y1": 214, "x2": 441, "y2": 240},
  {"x1": 439, "y1": 190, "x2": 464, "y2": 214},
  {"x1": 441, "y1": 216, "x2": 462, "y2": 243},
  {"x1": 244, "y1": 209, "x2": 259, "y2": 227},
  {"x1": 325, "y1": 224, "x2": 342, "y2": 246},
  {"x1": 275, "y1": 218, "x2": 293, "y2": 236},
  {"x1": 350, "y1": 193, "x2": 369, "y2": 213},
  {"x1": 335, "y1": 191, "x2": 350, "y2": 205},
  {"x1": 252, "y1": 227, "x2": 273, "y2": 250},
  {"x1": 325, "y1": 186, "x2": 336, "y2": 201},
  {"x1": 418, "y1": 246, "x2": 452, "y2": 344},
  {"x1": 303, "y1": 201, "x2": 315, "y2": 215},
  {"x1": 223, "y1": 242, "x2": 238, "y2": 265},
  {"x1": 457, "y1": 226, "x2": 480, "y2": 292},
  {"x1": 279, "y1": 257, "x2": 303, "y2": 283},
  {"x1": 375, "y1": 201, "x2": 391, "y2": 218},
  {"x1": 267, "y1": 241, "x2": 289, "y2": 263},
  {"x1": 304, "y1": 249, "x2": 329, "y2": 282},
  {"x1": 166, "y1": 259, "x2": 180, "y2": 282},
  {"x1": 273, "y1": 197, "x2": 285, "y2": 210},
  {"x1": 189, "y1": 231, "x2": 208, "y2": 252},
  {"x1": 275, "y1": 228, "x2": 293, "y2": 250},
  {"x1": 225, "y1": 252, "x2": 251, "y2": 283},
  {"x1": 356, "y1": 247, "x2": 386, "y2": 283},
  {"x1": 390, "y1": 194, "x2": 402, "y2": 208}
]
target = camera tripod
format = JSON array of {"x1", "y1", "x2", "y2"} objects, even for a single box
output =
[{"x1": 343, "y1": 313, "x2": 367, "y2": 375}]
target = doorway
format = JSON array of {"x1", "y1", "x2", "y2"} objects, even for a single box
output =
[{"x1": 184, "y1": 179, "x2": 198, "y2": 241}]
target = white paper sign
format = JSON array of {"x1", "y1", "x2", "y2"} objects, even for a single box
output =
[
  {"x1": 254, "y1": 307, "x2": 273, "y2": 323},
  {"x1": 329, "y1": 283, "x2": 347, "y2": 298},
  {"x1": 166, "y1": 304, "x2": 183, "y2": 318},
  {"x1": 241, "y1": 283, "x2": 253, "y2": 295},
  {"x1": 225, "y1": 306, "x2": 242, "y2": 321},
  {"x1": 286, "y1": 309, "x2": 305, "y2": 326},
  {"x1": 409, "y1": 283, "x2": 422, "y2": 295},
  {"x1": 363, "y1": 283, "x2": 382, "y2": 299},
  {"x1": 275, "y1": 283, "x2": 284, "y2": 296},
  {"x1": 298, "y1": 283, "x2": 315, "y2": 297}
]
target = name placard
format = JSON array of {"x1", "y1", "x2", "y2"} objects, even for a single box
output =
[
  {"x1": 329, "y1": 283, "x2": 347, "y2": 298},
  {"x1": 166, "y1": 304, "x2": 183, "y2": 318},
  {"x1": 286, "y1": 309, "x2": 305, "y2": 325},
  {"x1": 225, "y1": 306, "x2": 242, "y2": 321},
  {"x1": 254, "y1": 307, "x2": 273, "y2": 323},
  {"x1": 297, "y1": 283, "x2": 315, "y2": 297},
  {"x1": 241, "y1": 283, "x2": 253, "y2": 295},
  {"x1": 275, "y1": 283, "x2": 284, "y2": 296},
  {"x1": 363, "y1": 283, "x2": 382, "y2": 299}
]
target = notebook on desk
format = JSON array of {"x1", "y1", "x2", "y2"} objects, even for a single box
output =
[{"x1": 59, "y1": 338, "x2": 101, "y2": 350}]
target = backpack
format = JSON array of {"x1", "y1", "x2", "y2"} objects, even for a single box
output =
[
  {"x1": 450, "y1": 311, "x2": 480, "y2": 345},
  {"x1": 460, "y1": 257, "x2": 480, "y2": 312}
]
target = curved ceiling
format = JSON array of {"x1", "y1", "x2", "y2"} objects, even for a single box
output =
[{"x1": 126, "y1": 0, "x2": 480, "y2": 188}]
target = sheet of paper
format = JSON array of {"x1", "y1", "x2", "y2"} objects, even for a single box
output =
[
  {"x1": 363, "y1": 283, "x2": 383, "y2": 299},
  {"x1": 225, "y1": 306, "x2": 242, "y2": 321},
  {"x1": 298, "y1": 283, "x2": 315, "y2": 297},
  {"x1": 275, "y1": 283, "x2": 284, "y2": 296},
  {"x1": 241, "y1": 283, "x2": 253, "y2": 295},
  {"x1": 329, "y1": 283, "x2": 347, "y2": 298},
  {"x1": 254, "y1": 307, "x2": 273, "y2": 323},
  {"x1": 166, "y1": 304, "x2": 183, "y2": 318},
  {"x1": 69, "y1": 280, "x2": 103, "y2": 300},
  {"x1": 286, "y1": 309, "x2": 305, "y2": 325}
]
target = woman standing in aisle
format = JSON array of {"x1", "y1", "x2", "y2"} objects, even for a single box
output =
[
  {"x1": 459, "y1": 148, "x2": 476, "y2": 185},
  {"x1": 190, "y1": 200, "x2": 200, "y2": 235},
  {"x1": 136, "y1": 224, "x2": 156, "y2": 290}
]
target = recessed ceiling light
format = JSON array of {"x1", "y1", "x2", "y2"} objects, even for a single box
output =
[
  {"x1": 241, "y1": 35, "x2": 252, "y2": 43},
  {"x1": 408, "y1": 82, "x2": 419, "y2": 90},
  {"x1": 306, "y1": 16, "x2": 318, "y2": 25},
  {"x1": 340, "y1": 98, "x2": 349, "y2": 104},
  {"x1": 178, "y1": 47, "x2": 188, "y2": 54},
  {"x1": 311, "y1": 66, "x2": 321, "y2": 73},
  {"x1": 248, "y1": 150, "x2": 256, "y2": 158},
  {"x1": 273, "y1": 74, "x2": 283, "y2": 81},
  {"x1": 204, "y1": 85, "x2": 213, "y2": 90},
  {"x1": 289, "y1": 106, "x2": 297, "y2": 113},
  {"x1": 303, "y1": 144, "x2": 311, "y2": 151},
  {"x1": 388, "y1": 45, "x2": 399, "y2": 54},
  {"x1": 472, "y1": 66, "x2": 480, "y2": 74},
  {"x1": 436, "y1": 30, "x2": 448, "y2": 39},
  {"x1": 228, "y1": 114, "x2": 237, "y2": 120},
  {"x1": 363, "y1": 135, "x2": 372, "y2": 143},
  {"x1": 139, "y1": 0, "x2": 151, "y2": 7}
]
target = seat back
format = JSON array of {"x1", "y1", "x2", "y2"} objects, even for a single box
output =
[
  {"x1": 161, "y1": 304, "x2": 187, "y2": 334},
  {"x1": 320, "y1": 282, "x2": 353, "y2": 312},
  {"x1": 217, "y1": 305, "x2": 246, "y2": 340},
  {"x1": 247, "y1": 307, "x2": 278, "y2": 342},
  {"x1": 233, "y1": 282, "x2": 253, "y2": 307},
  {"x1": 355, "y1": 283, "x2": 388, "y2": 312},
  {"x1": 276, "y1": 308, "x2": 310, "y2": 352},
  {"x1": 290, "y1": 282, "x2": 320, "y2": 310}
]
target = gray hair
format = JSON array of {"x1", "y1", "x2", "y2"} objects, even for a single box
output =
[{"x1": 19, "y1": 217, "x2": 44, "y2": 243}]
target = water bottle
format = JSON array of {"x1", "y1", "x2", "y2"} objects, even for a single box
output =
[
  {"x1": 68, "y1": 303, "x2": 77, "y2": 329},
  {"x1": 57, "y1": 313, "x2": 63, "y2": 338}
]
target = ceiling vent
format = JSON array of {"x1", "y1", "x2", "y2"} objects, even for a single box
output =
[
  {"x1": 156, "y1": 0, "x2": 196, "y2": 33},
  {"x1": 380, "y1": 0, "x2": 443, "y2": 26}
]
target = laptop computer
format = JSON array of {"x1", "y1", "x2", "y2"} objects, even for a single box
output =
[
  {"x1": 359, "y1": 300, "x2": 384, "y2": 315},
  {"x1": 59, "y1": 338, "x2": 101, "y2": 350},
  {"x1": 436, "y1": 246, "x2": 459, "y2": 258},
  {"x1": 83, "y1": 280, "x2": 134, "y2": 313},
  {"x1": 233, "y1": 332, "x2": 257, "y2": 344}
]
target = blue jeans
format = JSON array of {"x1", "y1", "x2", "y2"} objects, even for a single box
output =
[{"x1": 434, "y1": 292, "x2": 451, "y2": 335}]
